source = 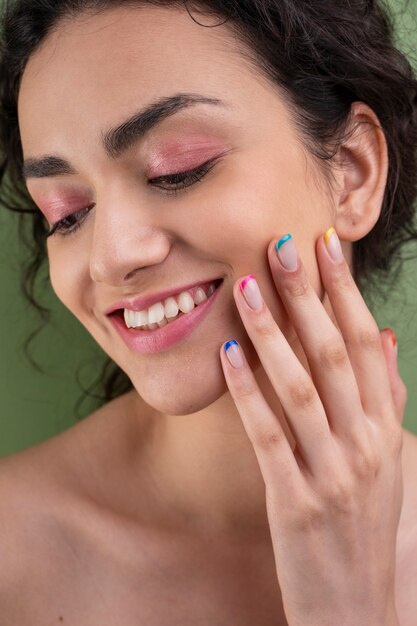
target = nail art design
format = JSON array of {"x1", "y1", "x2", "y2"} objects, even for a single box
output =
[
  {"x1": 275, "y1": 234, "x2": 298, "y2": 271},
  {"x1": 239, "y1": 275, "x2": 263, "y2": 311},
  {"x1": 324, "y1": 227, "x2": 344, "y2": 262},
  {"x1": 382, "y1": 328, "x2": 398, "y2": 356},
  {"x1": 224, "y1": 339, "x2": 244, "y2": 369}
]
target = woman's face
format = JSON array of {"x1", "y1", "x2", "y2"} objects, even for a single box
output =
[{"x1": 18, "y1": 5, "x2": 336, "y2": 415}]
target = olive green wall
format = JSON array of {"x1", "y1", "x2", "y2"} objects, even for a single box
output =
[{"x1": 1, "y1": 0, "x2": 417, "y2": 457}]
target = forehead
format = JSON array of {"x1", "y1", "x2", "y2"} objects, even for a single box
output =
[{"x1": 18, "y1": 5, "x2": 275, "y2": 157}]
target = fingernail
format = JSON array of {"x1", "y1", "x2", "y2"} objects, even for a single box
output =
[
  {"x1": 239, "y1": 275, "x2": 263, "y2": 311},
  {"x1": 383, "y1": 328, "x2": 398, "y2": 357},
  {"x1": 275, "y1": 234, "x2": 298, "y2": 271},
  {"x1": 224, "y1": 340, "x2": 244, "y2": 369},
  {"x1": 324, "y1": 227, "x2": 344, "y2": 262}
]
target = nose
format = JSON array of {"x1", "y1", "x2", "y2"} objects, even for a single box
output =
[{"x1": 88, "y1": 196, "x2": 171, "y2": 285}]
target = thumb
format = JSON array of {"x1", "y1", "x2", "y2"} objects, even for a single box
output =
[{"x1": 380, "y1": 328, "x2": 408, "y2": 425}]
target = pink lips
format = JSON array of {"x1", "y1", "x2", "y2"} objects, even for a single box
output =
[{"x1": 108, "y1": 279, "x2": 223, "y2": 354}]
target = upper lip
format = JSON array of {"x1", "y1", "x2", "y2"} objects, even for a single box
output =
[{"x1": 105, "y1": 276, "x2": 224, "y2": 316}]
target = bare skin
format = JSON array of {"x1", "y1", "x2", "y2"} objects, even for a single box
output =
[
  {"x1": 1, "y1": 395, "x2": 417, "y2": 625},
  {"x1": 2, "y1": 4, "x2": 416, "y2": 625}
]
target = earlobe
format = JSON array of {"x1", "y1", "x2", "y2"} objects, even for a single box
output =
[{"x1": 333, "y1": 102, "x2": 389, "y2": 241}]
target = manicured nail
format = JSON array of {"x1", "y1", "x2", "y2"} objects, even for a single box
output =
[
  {"x1": 224, "y1": 340, "x2": 244, "y2": 368},
  {"x1": 383, "y1": 328, "x2": 398, "y2": 357},
  {"x1": 275, "y1": 234, "x2": 298, "y2": 271},
  {"x1": 239, "y1": 275, "x2": 263, "y2": 311},
  {"x1": 324, "y1": 227, "x2": 344, "y2": 262}
]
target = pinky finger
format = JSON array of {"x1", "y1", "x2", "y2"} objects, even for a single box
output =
[
  {"x1": 220, "y1": 340, "x2": 304, "y2": 496},
  {"x1": 380, "y1": 329, "x2": 408, "y2": 425}
]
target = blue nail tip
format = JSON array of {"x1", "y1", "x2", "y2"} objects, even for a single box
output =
[
  {"x1": 275, "y1": 234, "x2": 292, "y2": 252},
  {"x1": 224, "y1": 339, "x2": 238, "y2": 352}
]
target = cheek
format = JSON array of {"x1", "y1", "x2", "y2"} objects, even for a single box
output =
[
  {"x1": 187, "y1": 159, "x2": 313, "y2": 262},
  {"x1": 48, "y1": 247, "x2": 88, "y2": 319}
]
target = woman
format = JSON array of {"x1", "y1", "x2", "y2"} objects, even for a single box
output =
[{"x1": 0, "y1": 0, "x2": 417, "y2": 623}]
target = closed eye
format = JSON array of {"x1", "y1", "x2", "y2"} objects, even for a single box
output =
[
  {"x1": 148, "y1": 157, "x2": 218, "y2": 194},
  {"x1": 44, "y1": 157, "x2": 219, "y2": 239}
]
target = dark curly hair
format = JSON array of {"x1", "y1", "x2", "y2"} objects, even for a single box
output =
[{"x1": 1, "y1": 0, "x2": 417, "y2": 419}]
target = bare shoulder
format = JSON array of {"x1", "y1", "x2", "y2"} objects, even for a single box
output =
[
  {"x1": 0, "y1": 390, "x2": 140, "y2": 588},
  {"x1": 0, "y1": 391, "x2": 156, "y2": 622},
  {"x1": 0, "y1": 439, "x2": 70, "y2": 609}
]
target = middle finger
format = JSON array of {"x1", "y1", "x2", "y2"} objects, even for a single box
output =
[{"x1": 240, "y1": 238, "x2": 366, "y2": 445}]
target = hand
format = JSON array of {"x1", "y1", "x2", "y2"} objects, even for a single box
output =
[{"x1": 220, "y1": 228, "x2": 406, "y2": 626}]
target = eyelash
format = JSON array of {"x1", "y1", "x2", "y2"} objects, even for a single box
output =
[{"x1": 44, "y1": 158, "x2": 217, "y2": 239}]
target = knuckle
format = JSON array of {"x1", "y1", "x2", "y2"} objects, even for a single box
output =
[
  {"x1": 286, "y1": 497, "x2": 324, "y2": 533},
  {"x1": 288, "y1": 377, "x2": 317, "y2": 410},
  {"x1": 352, "y1": 446, "x2": 380, "y2": 478},
  {"x1": 283, "y1": 275, "x2": 310, "y2": 299},
  {"x1": 348, "y1": 325, "x2": 382, "y2": 354},
  {"x1": 360, "y1": 326, "x2": 383, "y2": 353},
  {"x1": 251, "y1": 311, "x2": 277, "y2": 340},
  {"x1": 317, "y1": 337, "x2": 348, "y2": 370},
  {"x1": 344, "y1": 430, "x2": 380, "y2": 479},
  {"x1": 331, "y1": 263, "x2": 355, "y2": 291},
  {"x1": 253, "y1": 426, "x2": 285, "y2": 453},
  {"x1": 294, "y1": 507, "x2": 323, "y2": 533},
  {"x1": 322, "y1": 476, "x2": 355, "y2": 509}
]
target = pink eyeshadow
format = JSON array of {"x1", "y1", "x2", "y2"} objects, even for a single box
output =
[
  {"x1": 36, "y1": 193, "x2": 93, "y2": 222},
  {"x1": 147, "y1": 136, "x2": 227, "y2": 177}
]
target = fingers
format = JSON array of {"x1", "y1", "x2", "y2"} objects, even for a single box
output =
[
  {"x1": 380, "y1": 329, "x2": 407, "y2": 424},
  {"x1": 220, "y1": 227, "x2": 403, "y2": 481},
  {"x1": 220, "y1": 340, "x2": 304, "y2": 492},
  {"x1": 222, "y1": 279, "x2": 339, "y2": 478},
  {"x1": 268, "y1": 233, "x2": 369, "y2": 445},
  {"x1": 313, "y1": 229, "x2": 393, "y2": 421}
]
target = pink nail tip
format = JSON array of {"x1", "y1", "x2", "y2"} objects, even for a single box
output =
[{"x1": 239, "y1": 274, "x2": 255, "y2": 292}]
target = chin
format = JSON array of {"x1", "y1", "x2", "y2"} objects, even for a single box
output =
[{"x1": 130, "y1": 368, "x2": 229, "y2": 416}]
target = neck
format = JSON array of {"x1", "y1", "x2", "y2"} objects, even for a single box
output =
[{"x1": 124, "y1": 335, "x2": 311, "y2": 539}]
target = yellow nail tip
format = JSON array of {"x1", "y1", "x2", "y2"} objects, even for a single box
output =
[{"x1": 324, "y1": 227, "x2": 336, "y2": 246}]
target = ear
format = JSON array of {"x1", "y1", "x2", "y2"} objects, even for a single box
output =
[{"x1": 332, "y1": 102, "x2": 389, "y2": 241}]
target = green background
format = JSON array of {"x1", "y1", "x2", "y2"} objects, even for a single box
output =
[{"x1": 1, "y1": 0, "x2": 417, "y2": 457}]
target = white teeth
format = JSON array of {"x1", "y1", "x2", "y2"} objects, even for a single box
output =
[
  {"x1": 148, "y1": 302, "x2": 165, "y2": 325},
  {"x1": 178, "y1": 291, "x2": 195, "y2": 314},
  {"x1": 123, "y1": 280, "x2": 219, "y2": 329},
  {"x1": 125, "y1": 309, "x2": 148, "y2": 328},
  {"x1": 164, "y1": 296, "x2": 179, "y2": 319},
  {"x1": 194, "y1": 287, "x2": 208, "y2": 305}
]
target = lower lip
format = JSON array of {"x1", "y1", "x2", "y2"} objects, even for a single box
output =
[{"x1": 108, "y1": 281, "x2": 224, "y2": 354}]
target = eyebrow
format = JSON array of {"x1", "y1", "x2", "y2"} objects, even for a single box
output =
[{"x1": 22, "y1": 93, "x2": 226, "y2": 180}]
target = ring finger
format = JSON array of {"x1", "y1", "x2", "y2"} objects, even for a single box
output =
[{"x1": 229, "y1": 277, "x2": 339, "y2": 476}]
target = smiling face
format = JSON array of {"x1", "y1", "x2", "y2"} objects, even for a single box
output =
[{"x1": 18, "y1": 4, "x2": 337, "y2": 416}]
